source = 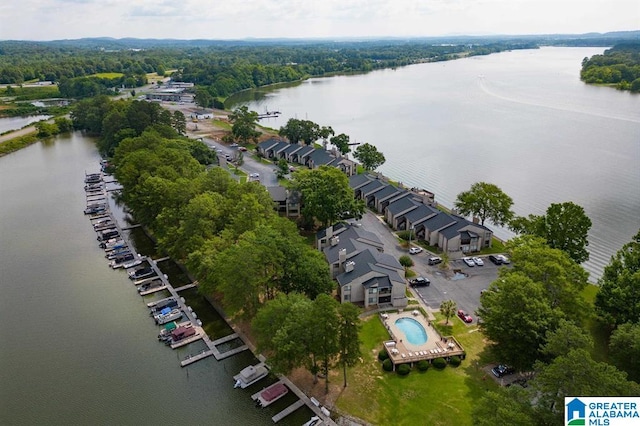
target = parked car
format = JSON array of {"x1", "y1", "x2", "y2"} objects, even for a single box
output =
[
  {"x1": 457, "y1": 309, "x2": 473, "y2": 323},
  {"x1": 491, "y1": 364, "x2": 515, "y2": 378},
  {"x1": 497, "y1": 254, "x2": 511, "y2": 264},
  {"x1": 238, "y1": 146, "x2": 248, "y2": 151},
  {"x1": 409, "y1": 277, "x2": 430, "y2": 287},
  {"x1": 462, "y1": 257, "x2": 475, "y2": 267},
  {"x1": 472, "y1": 257, "x2": 484, "y2": 266},
  {"x1": 428, "y1": 256, "x2": 442, "y2": 265},
  {"x1": 230, "y1": 143, "x2": 239, "y2": 148},
  {"x1": 488, "y1": 255, "x2": 502, "y2": 265},
  {"x1": 409, "y1": 247, "x2": 423, "y2": 254}
]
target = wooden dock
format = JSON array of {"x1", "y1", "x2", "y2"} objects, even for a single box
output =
[
  {"x1": 121, "y1": 224, "x2": 141, "y2": 230},
  {"x1": 174, "y1": 283, "x2": 197, "y2": 292},
  {"x1": 180, "y1": 349, "x2": 215, "y2": 367},
  {"x1": 212, "y1": 333, "x2": 240, "y2": 346},
  {"x1": 138, "y1": 285, "x2": 168, "y2": 296},
  {"x1": 272, "y1": 399, "x2": 305, "y2": 423}
]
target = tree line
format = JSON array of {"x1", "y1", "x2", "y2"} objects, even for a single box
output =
[{"x1": 581, "y1": 42, "x2": 640, "y2": 92}]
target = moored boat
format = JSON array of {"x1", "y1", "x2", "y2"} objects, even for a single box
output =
[
  {"x1": 154, "y1": 308, "x2": 182, "y2": 325},
  {"x1": 233, "y1": 364, "x2": 269, "y2": 389},
  {"x1": 255, "y1": 382, "x2": 288, "y2": 407}
]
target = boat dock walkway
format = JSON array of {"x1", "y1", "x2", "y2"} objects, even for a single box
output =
[
  {"x1": 174, "y1": 283, "x2": 197, "y2": 292},
  {"x1": 272, "y1": 399, "x2": 305, "y2": 423},
  {"x1": 180, "y1": 348, "x2": 216, "y2": 367}
]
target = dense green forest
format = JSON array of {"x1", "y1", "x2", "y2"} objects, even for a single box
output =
[{"x1": 581, "y1": 42, "x2": 640, "y2": 91}]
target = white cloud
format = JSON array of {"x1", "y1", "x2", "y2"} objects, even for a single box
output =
[{"x1": 0, "y1": 0, "x2": 637, "y2": 40}]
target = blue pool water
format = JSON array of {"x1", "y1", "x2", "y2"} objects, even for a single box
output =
[{"x1": 395, "y1": 317, "x2": 428, "y2": 345}]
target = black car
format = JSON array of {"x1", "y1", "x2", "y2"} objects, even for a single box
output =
[
  {"x1": 491, "y1": 364, "x2": 515, "y2": 378},
  {"x1": 488, "y1": 255, "x2": 503, "y2": 265},
  {"x1": 409, "y1": 277, "x2": 430, "y2": 287}
]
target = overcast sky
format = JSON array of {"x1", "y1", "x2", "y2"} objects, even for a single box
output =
[{"x1": 0, "y1": 0, "x2": 637, "y2": 41}]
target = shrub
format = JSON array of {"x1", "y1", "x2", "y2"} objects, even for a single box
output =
[
  {"x1": 382, "y1": 358, "x2": 393, "y2": 372},
  {"x1": 449, "y1": 355, "x2": 461, "y2": 367},
  {"x1": 416, "y1": 360, "x2": 430, "y2": 371},
  {"x1": 432, "y1": 357, "x2": 447, "y2": 370},
  {"x1": 397, "y1": 363, "x2": 411, "y2": 376},
  {"x1": 378, "y1": 349, "x2": 389, "y2": 362}
]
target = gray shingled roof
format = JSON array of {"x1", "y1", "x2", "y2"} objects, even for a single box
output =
[
  {"x1": 349, "y1": 174, "x2": 373, "y2": 189},
  {"x1": 386, "y1": 196, "x2": 419, "y2": 216},
  {"x1": 404, "y1": 204, "x2": 439, "y2": 224},
  {"x1": 309, "y1": 149, "x2": 334, "y2": 166},
  {"x1": 322, "y1": 225, "x2": 384, "y2": 264},
  {"x1": 359, "y1": 180, "x2": 386, "y2": 196},
  {"x1": 297, "y1": 145, "x2": 315, "y2": 159},
  {"x1": 421, "y1": 211, "x2": 457, "y2": 231},
  {"x1": 257, "y1": 138, "x2": 280, "y2": 151},
  {"x1": 371, "y1": 184, "x2": 400, "y2": 203},
  {"x1": 266, "y1": 186, "x2": 287, "y2": 202},
  {"x1": 335, "y1": 249, "x2": 403, "y2": 287},
  {"x1": 283, "y1": 143, "x2": 303, "y2": 156}
]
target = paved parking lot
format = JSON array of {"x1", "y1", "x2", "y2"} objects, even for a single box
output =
[{"x1": 360, "y1": 211, "x2": 508, "y2": 324}]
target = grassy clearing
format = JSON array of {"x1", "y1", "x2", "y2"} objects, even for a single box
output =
[
  {"x1": 213, "y1": 119, "x2": 232, "y2": 130},
  {"x1": 91, "y1": 72, "x2": 124, "y2": 79},
  {"x1": 335, "y1": 314, "x2": 492, "y2": 425}
]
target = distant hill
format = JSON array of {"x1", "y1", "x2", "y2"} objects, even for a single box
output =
[{"x1": 5, "y1": 30, "x2": 637, "y2": 50}]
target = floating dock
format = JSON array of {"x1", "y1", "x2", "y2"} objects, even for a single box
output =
[
  {"x1": 180, "y1": 348, "x2": 215, "y2": 367},
  {"x1": 272, "y1": 399, "x2": 305, "y2": 423}
]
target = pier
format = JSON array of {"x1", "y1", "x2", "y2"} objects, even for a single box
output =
[
  {"x1": 180, "y1": 349, "x2": 215, "y2": 367},
  {"x1": 272, "y1": 399, "x2": 305, "y2": 423},
  {"x1": 174, "y1": 283, "x2": 197, "y2": 292}
]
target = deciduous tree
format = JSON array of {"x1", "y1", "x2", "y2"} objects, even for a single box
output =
[
  {"x1": 353, "y1": 142, "x2": 385, "y2": 171},
  {"x1": 229, "y1": 105, "x2": 260, "y2": 144},
  {"x1": 337, "y1": 302, "x2": 361, "y2": 388},
  {"x1": 440, "y1": 300, "x2": 457, "y2": 325},
  {"x1": 595, "y1": 229, "x2": 640, "y2": 327},
  {"x1": 510, "y1": 201, "x2": 592, "y2": 263},
  {"x1": 454, "y1": 181, "x2": 514, "y2": 226},
  {"x1": 609, "y1": 322, "x2": 640, "y2": 382},
  {"x1": 291, "y1": 166, "x2": 365, "y2": 228}
]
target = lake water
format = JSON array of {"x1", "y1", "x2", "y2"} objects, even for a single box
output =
[
  {"x1": 0, "y1": 133, "x2": 310, "y2": 425},
  {"x1": 0, "y1": 115, "x2": 51, "y2": 133},
  {"x1": 230, "y1": 47, "x2": 640, "y2": 281}
]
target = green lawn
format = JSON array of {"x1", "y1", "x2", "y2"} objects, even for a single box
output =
[
  {"x1": 90, "y1": 72, "x2": 124, "y2": 79},
  {"x1": 335, "y1": 314, "x2": 494, "y2": 425}
]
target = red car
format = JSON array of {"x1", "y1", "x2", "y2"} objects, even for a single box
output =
[{"x1": 457, "y1": 309, "x2": 473, "y2": 323}]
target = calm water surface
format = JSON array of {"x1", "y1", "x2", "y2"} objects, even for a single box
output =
[
  {"x1": 0, "y1": 115, "x2": 51, "y2": 133},
  {"x1": 0, "y1": 134, "x2": 310, "y2": 425},
  {"x1": 231, "y1": 47, "x2": 640, "y2": 281}
]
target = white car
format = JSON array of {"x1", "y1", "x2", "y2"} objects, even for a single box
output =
[
  {"x1": 409, "y1": 247, "x2": 423, "y2": 254},
  {"x1": 472, "y1": 257, "x2": 484, "y2": 266},
  {"x1": 497, "y1": 254, "x2": 511, "y2": 264},
  {"x1": 462, "y1": 257, "x2": 475, "y2": 267},
  {"x1": 249, "y1": 172, "x2": 260, "y2": 180}
]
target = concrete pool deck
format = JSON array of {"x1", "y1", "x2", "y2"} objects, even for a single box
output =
[{"x1": 381, "y1": 311, "x2": 465, "y2": 367}]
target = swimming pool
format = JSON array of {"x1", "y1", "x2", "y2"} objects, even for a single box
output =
[{"x1": 395, "y1": 317, "x2": 428, "y2": 345}]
